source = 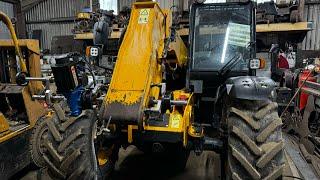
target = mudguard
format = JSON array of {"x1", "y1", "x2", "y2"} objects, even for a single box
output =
[{"x1": 225, "y1": 76, "x2": 276, "y2": 101}]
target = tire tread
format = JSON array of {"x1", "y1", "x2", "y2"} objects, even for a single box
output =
[{"x1": 228, "y1": 100, "x2": 285, "y2": 179}]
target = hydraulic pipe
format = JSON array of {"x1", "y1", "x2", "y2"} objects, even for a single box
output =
[{"x1": 0, "y1": 11, "x2": 27, "y2": 73}]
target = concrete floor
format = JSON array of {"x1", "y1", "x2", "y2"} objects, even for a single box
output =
[
  {"x1": 20, "y1": 146, "x2": 220, "y2": 180},
  {"x1": 112, "y1": 146, "x2": 220, "y2": 180},
  {"x1": 19, "y1": 133, "x2": 315, "y2": 180}
]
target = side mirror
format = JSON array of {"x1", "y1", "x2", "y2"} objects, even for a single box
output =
[{"x1": 269, "y1": 44, "x2": 280, "y2": 53}]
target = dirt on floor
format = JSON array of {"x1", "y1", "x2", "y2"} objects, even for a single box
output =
[
  {"x1": 19, "y1": 133, "x2": 311, "y2": 180},
  {"x1": 19, "y1": 146, "x2": 221, "y2": 180}
]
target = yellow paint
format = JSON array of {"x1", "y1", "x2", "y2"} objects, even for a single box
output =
[
  {"x1": 128, "y1": 125, "x2": 133, "y2": 143},
  {"x1": 96, "y1": 2, "x2": 200, "y2": 147},
  {"x1": 177, "y1": 28, "x2": 189, "y2": 36},
  {"x1": 0, "y1": 40, "x2": 43, "y2": 94},
  {"x1": 74, "y1": 33, "x2": 94, "y2": 40},
  {"x1": 22, "y1": 87, "x2": 46, "y2": 127},
  {"x1": 188, "y1": 125, "x2": 204, "y2": 138},
  {"x1": 130, "y1": 125, "x2": 184, "y2": 133},
  {"x1": 170, "y1": 112, "x2": 182, "y2": 129},
  {"x1": 126, "y1": 91, "x2": 194, "y2": 145},
  {"x1": 138, "y1": 9, "x2": 150, "y2": 24},
  {"x1": 182, "y1": 93, "x2": 194, "y2": 147},
  {"x1": 0, "y1": 87, "x2": 45, "y2": 143},
  {"x1": 0, "y1": 39, "x2": 40, "y2": 54},
  {"x1": 0, "y1": 125, "x2": 31, "y2": 143},
  {"x1": 0, "y1": 113, "x2": 9, "y2": 133},
  {"x1": 77, "y1": 12, "x2": 90, "y2": 19},
  {"x1": 167, "y1": 33, "x2": 188, "y2": 67},
  {"x1": 0, "y1": 25, "x2": 45, "y2": 143},
  {"x1": 98, "y1": 149, "x2": 108, "y2": 165},
  {"x1": 103, "y1": 2, "x2": 165, "y2": 113}
]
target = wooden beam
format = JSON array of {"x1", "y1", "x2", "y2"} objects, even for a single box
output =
[
  {"x1": 256, "y1": 22, "x2": 313, "y2": 33},
  {"x1": 13, "y1": 2, "x2": 27, "y2": 38}
]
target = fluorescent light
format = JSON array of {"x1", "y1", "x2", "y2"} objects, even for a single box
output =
[{"x1": 221, "y1": 26, "x2": 230, "y2": 63}]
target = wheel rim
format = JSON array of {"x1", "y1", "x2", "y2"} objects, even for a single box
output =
[{"x1": 37, "y1": 125, "x2": 48, "y2": 155}]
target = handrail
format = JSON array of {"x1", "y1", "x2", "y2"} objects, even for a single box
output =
[{"x1": 0, "y1": 11, "x2": 27, "y2": 73}]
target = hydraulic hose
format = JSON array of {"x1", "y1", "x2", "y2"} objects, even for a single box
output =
[{"x1": 0, "y1": 11, "x2": 27, "y2": 73}]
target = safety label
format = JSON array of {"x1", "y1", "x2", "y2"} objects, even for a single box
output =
[
  {"x1": 170, "y1": 114, "x2": 180, "y2": 128},
  {"x1": 138, "y1": 9, "x2": 150, "y2": 24},
  {"x1": 228, "y1": 22, "x2": 251, "y2": 47}
]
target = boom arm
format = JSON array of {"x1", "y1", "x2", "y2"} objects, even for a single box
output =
[{"x1": 101, "y1": 2, "x2": 187, "y2": 128}]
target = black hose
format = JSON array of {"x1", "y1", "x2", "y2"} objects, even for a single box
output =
[{"x1": 283, "y1": 175, "x2": 304, "y2": 180}]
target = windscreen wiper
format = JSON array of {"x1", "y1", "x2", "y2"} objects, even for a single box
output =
[{"x1": 218, "y1": 53, "x2": 242, "y2": 76}]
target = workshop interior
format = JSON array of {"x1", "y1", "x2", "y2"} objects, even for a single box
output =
[{"x1": 0, "y1": 0, "x2": 320, "y2": 179}]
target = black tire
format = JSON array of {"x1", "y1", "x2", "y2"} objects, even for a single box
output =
[
  {"x1": 30, "y1": 116, "x2": 48, "y2": 167},
  {"x1": 163, "y1": 144, "x2": 190, "y2": 173},
  {"x1": 170, "y1": 147, "x2": 190, "y2": 172},
  {"x1": 227, "y1": 100, "x2": 285, "y2": 180},
  {"x1": 43, "y1": 105, "x2": 99, "y2": 180}
]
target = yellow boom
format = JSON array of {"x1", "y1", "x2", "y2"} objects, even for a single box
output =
[{"x1": 102, "y1": 2, "x2": 188, "y2": 128}]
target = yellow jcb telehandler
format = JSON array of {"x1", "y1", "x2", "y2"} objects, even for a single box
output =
[{"x1": 39, "y1": 1, "x2": 285, "y2": 179}]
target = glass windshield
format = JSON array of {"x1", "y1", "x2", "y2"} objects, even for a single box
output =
[{"x1": 192, "y1": 4, "x2": 252, "y2": 71}]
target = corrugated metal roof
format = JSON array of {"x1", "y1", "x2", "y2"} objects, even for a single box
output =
[
  {"x1": 26, "y1": 22, "x2": 75, "y2": 50},
  {"x1": 0, "y1": 1, "x2": 14, "y2": 39},
  {"x1": 302, "y1": 3, "x2": 320, "y2": 50},
  {"x1": 26, "y1": 0, "x2": 89, "y2": 22},
  {"x1": 25, "y1": 0, "x2": 90, "y2": 50}
]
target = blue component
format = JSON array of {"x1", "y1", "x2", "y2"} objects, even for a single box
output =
[{"x1": 63, "y1": 86, "x2": 84, "y2": 116}]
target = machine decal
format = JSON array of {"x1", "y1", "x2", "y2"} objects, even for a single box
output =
[
  {"x1": 138, "y1": 9, "x2": 150, "y2": 24},
  {"x1": 170, "y1": 114, "x2": 181, "y2": 128},
  {"x1": 228, "y1": 22, "x2": 250, "y2": 47}
]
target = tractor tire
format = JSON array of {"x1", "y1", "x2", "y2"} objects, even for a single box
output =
[
  {"x1": 30, "y1": 116, "x2": 48, "y2": 167},
  {"x1": 43, "y1": 106, "x2": 99, "y2": 180},
  {"x1": 157, "y1": 144, "x2": 189, "y2": 173},
  {"x1": 227, "y1": 100, "x2": 285, "y2": 180},
  {"x1": 167, "y1": 145, "x2": 190, "y2": 173}
]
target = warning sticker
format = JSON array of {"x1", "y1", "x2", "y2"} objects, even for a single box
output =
[
  {"x1": 228, "y1": 22, "x2": 251, "y2": 47},
  {"x1": 138, "y1": 9, "x2": 150, "y2": 24},
  {"x1": 170, "y1": 114, "x2": 181, "y2": 128}
]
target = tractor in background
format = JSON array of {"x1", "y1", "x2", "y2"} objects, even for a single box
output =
[{"x1": 0, "y1": 11, "x2": 48, "y2": 178}]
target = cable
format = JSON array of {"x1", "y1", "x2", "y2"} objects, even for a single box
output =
[
  {"x1": 280, "y1": 69, "x2": 313, "y2": 118},
  {"x1": 283, "y1": 175, "x2": 304, "y2": 180}
]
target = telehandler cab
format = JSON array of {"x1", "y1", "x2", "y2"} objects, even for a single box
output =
[{"x1": 40, "y1": 1, "x2": 284, "y2": 179}]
